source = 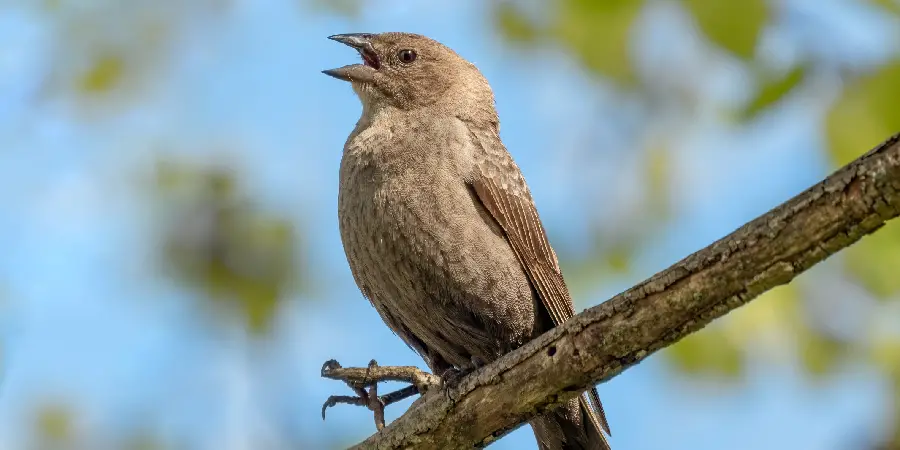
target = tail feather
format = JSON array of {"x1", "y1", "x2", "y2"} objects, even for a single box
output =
[
  {"x1": 530, "y1": 393, "x2": 611, "y2": 450},
  {"x1": 586, "y1": 387, "x2": 611, "y2": 436}
]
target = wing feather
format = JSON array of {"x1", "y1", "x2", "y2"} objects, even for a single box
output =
[{"x1": 467, "y1": 126, "x2": 611, "y2": 436}]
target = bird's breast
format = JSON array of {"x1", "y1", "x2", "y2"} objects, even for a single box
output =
[
  {"x1": 338, "y1": 113, "x2": 479, "y2": 265},
  {"x1": 338, "y1": 152, "x2": 467, "y2": 271},
  {"x1": 336, "y1": 114, "x2": 539, "y2": 366}
]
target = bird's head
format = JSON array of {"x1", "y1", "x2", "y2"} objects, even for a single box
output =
[{"x1": 323, "y1": 32, "x2": 496, "y2": 122}]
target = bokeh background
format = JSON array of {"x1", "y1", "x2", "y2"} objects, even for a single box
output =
[{"x1": 1, "y1": 0, "x2": 899, "y2": 449}]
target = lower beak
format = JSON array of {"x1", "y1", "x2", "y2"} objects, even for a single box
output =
[{"x1": 322, "y1": 64, "x2": 376, "y2": 83}]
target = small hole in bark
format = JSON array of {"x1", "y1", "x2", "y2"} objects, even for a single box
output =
[
  {"x1": 547, "y1": 346, "x2": 557, "y2": 356},
  {"x1": 572, "y1": 348, "x2": 580, "y2": 357}
]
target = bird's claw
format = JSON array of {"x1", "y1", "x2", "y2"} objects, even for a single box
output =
[
  {"x1": 439, "y1": 366, "x2": 474, "y2": 389},
  {"x1": 320, "y1": 359, "x2": 440, "y2": 431},
  {"x1": 320, "y1": 359, "x2": 343, "y2": 376}
]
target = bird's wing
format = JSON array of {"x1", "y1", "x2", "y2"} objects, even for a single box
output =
[{"x1": 467, "y1": 125, "x2": 611, "y2": 436}]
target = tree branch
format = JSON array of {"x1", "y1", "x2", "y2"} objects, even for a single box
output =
[{"x1": 346, "y1": 133, "x2": 900, "y2": 450}]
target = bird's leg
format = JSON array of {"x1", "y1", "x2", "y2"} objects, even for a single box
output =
[
  {"x1": 320, "y1": 359, "x2": 441, "y2": 431},
  {"x1": 436, "y1": 355, "x2": 486, "y2": 389},
  {"x1": 438, "y1": 366, "x2": 476, "y2": 389}
]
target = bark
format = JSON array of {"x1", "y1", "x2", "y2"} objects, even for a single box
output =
[{"x1": 348, "y1": 133, "x2": 900, "y2": 450}]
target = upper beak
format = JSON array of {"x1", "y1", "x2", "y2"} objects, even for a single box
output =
[
  {"x1": 323, "y1": 33, "x2": 379, "y2": 83},
  {"x1": 327, "y1": 33, "x2": 376, "y2": 51}
]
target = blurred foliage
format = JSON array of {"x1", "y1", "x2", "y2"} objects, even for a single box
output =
[
  {"x1": 665, "y1": 284, "x2": 798, "y2": 378},
  {"x1": 798, "y1": 333, "x2": 849, "y2": 378},
  {"x1": 827, "y1": 59, "x2": 900, "y2": 305},
  {"x1": 551, "y1": 0, "x2": 642, "y2": 84},
  {"x1": 827, "y1": 60, "x2": 900, "y2": 167},
  {"x1": 153, "y1": 159, "x2": 304, "y2": 336},
  {"x1": 682, "y1": 0, "x2": 767, "y2": 59},
  {"x1": 78, "y1": 54, "x2": 125, "y2": 93},
  {"x1": 304, "y1": 0, "x2": 363, "y2": 17},
  {"x1": 495, "y1": 3, "x2": 540, "y2": 43},
  {"x1": 739, "y1": 65, "x2": 807, "y2": 120},
  {"x1": 561, "y1": 147, "x2": 670, "y2": 292},
  {"x1": 645, "y1": 146, "x2": 672, "y2": 219},
  {"x1": 872, "y1": 0, "x2": 900, "y2": 14},
  {"x1": 666, "y1": 327, "x2": 744, "y2": 378},
  {"x1": 871, "y1": 326, "x2": 900, "y2": 375},
  {"x1": 35, "y1": 404, "x2": 73, "y2": 445},
  {"x1": 495, "y1": 0, "x2": 768, "y2": 84},
  {"x1": 121, "y1": 432, "x2": 166, "y2": 450},
  {"x1": 495, "y1": 0, "x2": 642, "y2": 83},
  {"x1": 845, "y1": 221, "x2": 900, "y2": 299},
  {"x1": 561, "y1": 239, "x2": 636, "y2": 296},
  {"x1": 29, "y1": 0, "x2": 225, "y2": 111}
]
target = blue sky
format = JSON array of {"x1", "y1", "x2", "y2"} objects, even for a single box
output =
[{"x1": 0, "y1": 0, "x2": 897, "y2": 449}]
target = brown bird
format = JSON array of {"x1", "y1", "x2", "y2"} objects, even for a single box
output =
[{"x1": 324, "y1": 32, "x2": 612, "y2": 450}]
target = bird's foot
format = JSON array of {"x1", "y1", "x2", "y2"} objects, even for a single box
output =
[
  {"x1": 439, "y1": 366, "x2": 475, "y2": 389},
  {"x1": 320, "y1": 359, "x2": 440, "y2": 431}
]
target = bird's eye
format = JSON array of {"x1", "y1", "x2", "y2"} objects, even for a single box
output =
[{"x1": 398, "y1": 49, "x2": 417, "y2": 64}]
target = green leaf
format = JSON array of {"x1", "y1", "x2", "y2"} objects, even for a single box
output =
[
  {"x1": 306, "y1": 0, "x2": 362, "y2": 17},
  {"x1": 494, "y1": 3, "x2": 541, "y2": 43},
  {"x1": 797, "y1": 333, "x2": 846, "y2": 378},
  {"x1": 683, "y1": 0, "x2": 768, "y2": 59},
  {"x1": 869, "y1": 0, "x2": 900, "y2": 15},
  {"x1": 666, "y1": 327, "x2": 744, "y2": 378},
  {"x1": 493, "y1": 0, "x2": 644, "y2": 83},
  {"x1": 35, "y1": 404, "x2": 73, "y2": 443},
  {"x1": 154, "y1": 160, "x2": 303, "y2": 336},
  {"x1": 665, "y1": 285, "x2": 800, "y2": 378},
  {"x1": 826, "y1": 59, "x2": 900, "y2": 166},
  {"x1": 604, "y1": 246, "x2": 632, "y2": 273},
  {"x1": 645, "y1": 146, "x2": 671, "y2": 219},
  {"x1": 740, "y1": 65, "x2": 807, "y2": 120},
  {"x1": 724, "y1": 284, "x2": 800, "y2": 341},
  {"x1": 845, "y1": 220, "x2": 900, "y2": 299},
  {"x1": 123, "y1": 432, "x2": 166, "y2": 450},
  {"x1": 552, "y1": 0, "x2": 644, "y2": 84},
  {"x1": 870, "y1": 334, "x2": 900, "y2": 376},
  {"x1": 78, "y1": 54, "x2": 124, "y2": 93}
]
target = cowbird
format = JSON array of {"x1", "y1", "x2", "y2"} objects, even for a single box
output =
[{"x1": 324, "y1": 32, "x2": 612, "y2": 450}]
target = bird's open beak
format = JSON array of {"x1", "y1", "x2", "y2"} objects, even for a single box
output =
[{"x1": 323, "y1": 33, "x2": 380, "y2": 83}]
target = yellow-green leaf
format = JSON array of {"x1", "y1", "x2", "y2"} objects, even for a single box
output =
[
  {"x1": 494, "y1": 3, "x2": 541, "y2": 43},
  {"x1": 870, "y1": 334, "x2": 900, "y2": 376},
  {"x1": 666, "y1": 327, "x2": 744, "y2": 378},
  {"x1": 869, "y1": 0, "x2": 900, "y2": 15},
  {"x1": 154, "y1": 161, "x2": 302, "y2": 336},
  {"x1": 36, "y1": 404, "x2": 73, "y2": 443},
  {"x1": 845, "y1": 220, "x2": 900, "y2": 298},
  {"x1": 645, "y1": 147, "x2": 671, "y2": 219},
  {"x1": 604, "y1": 246, "x2": 631, "y2": 273},
  {"x1": 797, "y1": 333, "x2": 845, "y2": 377},
  {"x1": 306, "y1": 0, "x2": 362, "y2": 17},
  {"x1": 722, "y1": 284, "x2": 799, "y2": 346},
  {"x1": 124, "y1": 432, "x2": 165, "y2": 450},
  {"x1": 683, "y1": 0, "x2": 768, "y2": 59},
  {"x1": 78, "y1": 54, "x2": 124, "y2": 93},
  {"x1": 740, "y1": 65, "x2": 807, "y2": 119},
  {"x1": 826, "y1": 59, "x2": 900, "y2": 166},
  {"x1": 552, "y1": 0, "x2": 643, "y2": 84}
]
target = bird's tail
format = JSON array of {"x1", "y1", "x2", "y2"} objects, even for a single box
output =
[{"x1": 530, "y1": 391, "x2": 611, "y2": 450}]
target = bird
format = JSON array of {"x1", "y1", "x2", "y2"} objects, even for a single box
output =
[{"x1": 324, "y1": 32, "x2": 612, "y2": 450}]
